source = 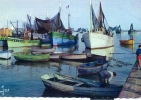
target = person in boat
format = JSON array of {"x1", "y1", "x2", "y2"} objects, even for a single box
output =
[
  {"x1": 136, "y1": 45, "x2": 141, "y2": 70},
  {"x1": 98, "y1": 70, "x2": 116, "y2": 87}
]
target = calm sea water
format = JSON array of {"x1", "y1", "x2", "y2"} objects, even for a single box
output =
[{"x1": 0, "y1": 32, "x2": 140, "y2": 98}]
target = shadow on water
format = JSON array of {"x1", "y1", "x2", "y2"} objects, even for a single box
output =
[{"x1": 42, "y1": 88, "x2": 115, "y2": 99}]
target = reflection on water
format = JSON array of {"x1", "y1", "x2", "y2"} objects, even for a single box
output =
[
  {"x1": 84, "y1": 46, "x2": 114, "y2": 60},
  {"x1": 54, "y1": 45, "x2": 77, "y2": 53},
  {"x1": 0, "y1": 59, "x2": 12, "y2": 66},
  {"x1": 0, "y1": 32, "x2": 141, "y2": 97},
  {"x1": 9, "y1": 47, "x2": 32, "y2": 53},
  {"x1": 42, "y1": 88, "x2": 83, "y2": 98},
  {"x1": 14, "y1": 61, "x2": 50, "y2": 68},
  {"x1": 120, "y1": 44, "x2": 134, "y2": 50}
]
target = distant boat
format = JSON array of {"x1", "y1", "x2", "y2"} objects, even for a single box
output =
[
  {"x1": 109, "y1": 25, "x2": 121, "y2": 34},
  {"x1": 0, "y1": 50, "x2": 13, "y2": 59},
  {"x1": 76, "y1": 60, "x2": 109, "y2": 75},
  {"x1": 115, "y1": 25, "x2": 121, "y2": 33},
  {"x1": 41, "y1": 73, "x2": 122, "y2": 97},
  {"x1": 119, "y1": 39, "x2": 134, "y2": 45},
  {"x1": 81, "y1": 1, "x2": 114, "y2": 49},
  {"x1": 13, "y1": 52, "x2": 50, "y2": 62},
  {"x1": 128, "y1": 23, "x2": 135, "y2": 34}
]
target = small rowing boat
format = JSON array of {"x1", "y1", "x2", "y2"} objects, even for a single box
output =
[
  {"x1": 41, "y1": 73, "x2": 122, "y2": 97},
  {"x1": 13, "y1": 52, "x2": 50, "y2": 62}
]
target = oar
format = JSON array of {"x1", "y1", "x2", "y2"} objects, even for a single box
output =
[{"x1": 55, "y1": 73, "x2": 99, "y2": 87}]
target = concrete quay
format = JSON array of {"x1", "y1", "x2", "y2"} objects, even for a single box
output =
[{"x1": 118, "y1": 60, "x2": 141, "y2": 98}]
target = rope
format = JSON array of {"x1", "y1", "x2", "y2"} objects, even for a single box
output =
[{"x1": 109, "y1": 57, "x2": 133, "y2": 67}]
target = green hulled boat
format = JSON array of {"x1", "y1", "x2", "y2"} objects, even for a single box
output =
[
  {"x1": 7, "y1": 37, "x2": 40, "y2": 48},
  {"x1": 13, "y1": 52, "x2": 50, "y2": 62}
]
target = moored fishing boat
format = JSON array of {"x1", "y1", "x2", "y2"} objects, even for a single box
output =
[
  {"x1": 81, "y1": 1, "x2": 114, "y2": 49},
  {"x1": 13, "y1": 52, "x2": 50, "y2": 62},
  {"x1": 35, "y1": 1, "x2": 78, "y2": 46},
  {"x1": 41, "y1": 73, "x2": 122, "y2": 97},
  {"x1": 7, "y1": 37, "x2": 40, "y2": 48},
  {"x1": 76, "y1": 60, "x2": 109, "y2": 75},
  {"x1": 119, "y1": 39, "x2": 134, "y2": 45},
  {"x1": 0, "y1": 50, "x2": 13, "y2": 59}
]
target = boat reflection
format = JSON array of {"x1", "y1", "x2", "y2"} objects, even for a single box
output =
[
  {"x1": 8, "y1": 47, "x2": 31, "y2": 53},
  {"x1": 0, "y1": 59, "x2": 12, "y2": 66},
  {"x1": 14, "y1": 61, "x2": 50, "y2": 68},
  {"x1": 14, "y1": 60, "x2": 61, "y2": 69},
  {"x1": 42, "y1": 88, "x2": 83, "y2": 97},
  {"x1": 84, "y1": 47, "x2": 114, "y2": 60},
  {"x1": 120, "y1": 44, "x2": 134, "y2": 50},
  {"x1": 54, "y1": 45, "x2": 77, "y2": 53},
  {"x1": 61, "y1": 60, "x2": 84, "y2": 67}
]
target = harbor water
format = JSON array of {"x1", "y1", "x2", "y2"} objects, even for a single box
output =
[{"x1": 0, "y1": 31, "x2": 140, "y2": 98}]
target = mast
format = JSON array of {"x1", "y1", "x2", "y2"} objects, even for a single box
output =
[
  {"x1": 90, "y1": 0, "x2": 92, "y2": 32},
  {"x1": 58, "y1": 0, "x2": 61, "y2": 29},
  {"x1": 66, "y1": 5, "x2": 70, "y2": 29},
  {"x1": 7, "y1": 14, "x2": 8, "y2": 28}
]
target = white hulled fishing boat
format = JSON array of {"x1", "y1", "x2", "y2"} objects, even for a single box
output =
[{"x1": 81, "y1": 1, "x2": 114, "y2": 49}]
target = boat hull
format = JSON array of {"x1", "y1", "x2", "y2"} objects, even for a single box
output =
[
  {"x1": 119, "y1": 39, "x2": 134, "y2": 45},
  {"x1": 41, "y1": 74, "x2": 122, "y2": 97},
  {"x1": 0, "y1": 50, "x2": 13, "y2": 59},
  {"x1": 77, "y1": 61, "x2": 108, "y2": 75},
  {"x1": 61, "y1": 54, "x2": 87, "y2": 60},
  {"x1": 13, "y1": 53, "x2": 50, "y2": 62},
  {"x1": 82, "y1": 32, "x2": 114, "y2": 49},
  {"x1": 7, "y1": 37, "x2": 40, "y2": 47},
  {"x1": 49, "y1": 32, "x2": 78, "y2": 46}
]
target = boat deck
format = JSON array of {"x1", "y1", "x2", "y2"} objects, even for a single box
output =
[{"x1": 118, "y1": 60, "x2": 141, "y2": 98}]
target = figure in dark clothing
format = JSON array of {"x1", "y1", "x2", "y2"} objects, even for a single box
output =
[
  {"x1": 98, "y1": 70, "x2": 116, "y2": 87},
  {"x1": 136, "y1": 45, "x2": 141, "y2": 70}
]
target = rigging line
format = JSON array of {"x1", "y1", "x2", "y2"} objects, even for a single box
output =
[{"x1": 114, "y1": 45, "x2": 135, "y2": 53}]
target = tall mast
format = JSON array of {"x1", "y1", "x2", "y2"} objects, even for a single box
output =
[
  {"x1": 90, "y1": 0, "x2": 92, "y2": 32},
  {"x1": 67, "y1": 5, "x2": 70, "y2": 29},
  {"x1": 59, "y1": 0, "x2": 61, "y2": 13},
  {"x1": 7, "y1": 14, "x2": 8, "y2": 28}
]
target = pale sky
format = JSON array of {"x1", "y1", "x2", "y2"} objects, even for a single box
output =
[{"x1": 0, "y1": 0, "x2": 141, "y2": 30}]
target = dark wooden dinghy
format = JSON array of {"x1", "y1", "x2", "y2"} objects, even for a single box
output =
[{"x1": 76, "y1": 60, "x2": 109, "y2": 75}]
